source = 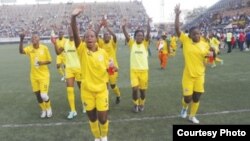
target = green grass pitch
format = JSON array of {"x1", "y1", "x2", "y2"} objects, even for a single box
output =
[{"x1": 0, "y1": 41, "x2": 250, "y2": 141}]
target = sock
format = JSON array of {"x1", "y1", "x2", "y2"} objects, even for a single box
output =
[
  {"x1": 67, "y1": 87, "x2": 76, "y2": 112},
  {"x1": 89, "y1": 120, "x2": 101, "y2": 138},
  {"x1": 100, "y1": 120, "x2": 109, "y2": 137},
  {"x1": 139, "y1": 98, "x2": 145, "y2": 106},
  {"x1": 190, "y1": 102, "x2": 200, "y2": 117},
  {"x1": 182, "y1": 98, "x2": 189, "y2": 109},
  {"x1": 58, "y1": 67, "x2": 64, "y2": 76},
  {"x1": 216, "y1": 57, "x2": 222, "y2": 62},
  {"x1": 112, "y1": 85, "x2": 121, "y2": 97},
  {"x1": 44, "y1": 100, "x2": 51, "y2": 110},
  {"x1": 39, "y1": 102, "x2": 46, "y2": 111},
  {"x1": 133, "y1": 99, "x2": 139, "y2": 106}
]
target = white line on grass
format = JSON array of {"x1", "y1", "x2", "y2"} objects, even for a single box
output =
[{"x1": 1, "y1": 109, "x2": 250, "y2": 128}]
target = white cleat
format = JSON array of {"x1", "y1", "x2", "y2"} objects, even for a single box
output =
[
  {"x1": 94, "y1": 138, "x2": 101, "y2": 141},
  {"x1": 211, "y1": 64, "x2": 216, "y2": 68},
  {"x1": 180, "y1": 108, "x2": 188, "y2": 118},
  {"x1": 133, "y1": 105, "x2": 139, "y2": 113},
  {"x1": 221, "y1": 60, "x2": 224, "y2": 65},
  {"x1": 40, "y1": 110, "x2": 47, "y2": 118},
  {"x1": 46, "y1": 108, "x2": 53, "y2": 118},
  {"x1": 138, "y1": 105, "x2": 144, "y2": 112},
  {"x1": 61, "y1": 76, "x2": 65, "y2": 82},
  {"x1": 189, "y1": 116, "x2": 200, "y2": 124},
  {"x1": 82, "y1": 108, "x2": 86, "y2": 114},
  {"x1": 67, "y1": 111, "x2": 77, "y2": 119},
  {"x1": 101, "y1": 136, "x2": 108, "y2": 141}
]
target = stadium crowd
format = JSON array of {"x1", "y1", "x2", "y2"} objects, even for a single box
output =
[{"x1": 0, "y1": 1, "x2": 148, "y2": 38}]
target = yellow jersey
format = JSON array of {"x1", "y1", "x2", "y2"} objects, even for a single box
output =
[
  {"x1": 170, "y1": 36, "x2": 178, "y2": 50},
  {"x1": 179, "y1": 32, "x2": 210, "y2": 77},
  {"x1": 23, "y1": 44, "x2": 51, "y2": 79},
  {"x1": 56, "y1": 37, "x2": 66, "y2": 59},
  {"x1": 61, "y1": 39, "x2": 81, "y2": 68},
  {"x1": 128, "y1": 39, "x2": 149, "y2": 70},
  {"x1": 209, "y1": 37, "x2": 220, "y2": 53},
  {"x1": 77, "y1": 42, "x2": 109, "y2": 92},
  {"x1": 157, "y1": 39, "x2": 168, "y2": 54},
  {"x1": 98, "y1": 38, "x2": 118, "y2": 68}
]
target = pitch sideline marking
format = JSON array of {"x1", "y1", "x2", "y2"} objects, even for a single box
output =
[{"x1": 1, "y1": 109, "x2": 250, "y2": 128}]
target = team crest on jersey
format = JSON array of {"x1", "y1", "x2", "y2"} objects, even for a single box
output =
[
  {"x1": 98, "y1": 55, "x2": 104, "y2": 61},
  {"x1": 39, "y1": 50, "x2": 44, "y2": 55}
]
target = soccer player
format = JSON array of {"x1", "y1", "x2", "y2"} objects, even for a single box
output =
[
  {"x1": 19, "y1": 32, "x2": 52, "y2": 118},
  {"x1": 226, "y1": 30, "x2": 232, "y2": 53},
  {"x1": 170, "y1": 34, "x2": 178, "y2": 56},
  {"x1": 96, "y1": 18, "x2": 121, "y2": 104},
  {"x1": 175, "y1": 4, "x2": 213, "y2": 124},
  {"x1": 208, "y1": 33, "x2": 224, "y2": 68},
  {"x1": 55, "y1": 31, "x2": 66, "y2": 81},
  {"x1": 71, "y1": 7, "x2": 110, "y2": 141},
  {"x1": 122, "y1": 18, "x2": 151, "y2": 112},
  {"x1": 51, "y1": 27, "x2": 85, "y2": 119},
  {"x1": 157, "y1": 32, "x2": 170, "y2": 69}
]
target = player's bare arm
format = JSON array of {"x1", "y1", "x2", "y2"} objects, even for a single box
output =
[
  {"x1": 19, "y1": 32, "x2": 25, "y2": 54},
  {"x1": 71, "y1": 6, "x2": 84, "y2": 48}
]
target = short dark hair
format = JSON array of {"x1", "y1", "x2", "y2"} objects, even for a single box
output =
[
  {"x1": 85, "y1": 29, "x2": 98, "y2": 38},
  {"x1": 134, "y1": 29, "x2": 144, "y2": 39},
  {"x1": 189, "y1": 26, "x2": 199, "y2": 34}
]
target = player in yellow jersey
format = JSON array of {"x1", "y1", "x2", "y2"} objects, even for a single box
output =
[
  {"x1": 71, "y1": 7, "x2": 111, "y2": 141},
  {"x1": 122, "y1": 18, "x2": 151, "y2": 113},
  {"x1": 208, "y1": 33, "x2": 224, "y2": 68},
  {"x1": 19, "y1": 32, "x2": 53, "y2": 118},
  {"x1": 52, "y1": 27, "x2": 85, "y2": 119},
  {"x1": 157, "y1": 32, "x2": 170, "y2": 69},
  {"x1": 170, "y1": 34, "x2": 178, "y2": 56},
  {"x1": 175, "y1": 4, "x2": 214, "y2": 124},
  {"x1": 96, "y1": 18, "x2": 121, "y2": 104},
  {"x1": 55, "y1": 31, "x2": 66, "y2": 81}
]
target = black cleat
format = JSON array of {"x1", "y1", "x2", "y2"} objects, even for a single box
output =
[{"x1": 115, "y1": 97, "x2": 120, "y2": 104}]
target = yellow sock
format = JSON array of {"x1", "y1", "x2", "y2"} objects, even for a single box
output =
[
  {"x1": 100, "y1": 120, "x2": 109, "y2": 137},
  {"x1": 112, "y1": 86, "x2": 121, "y2": 97},
  {"x1": 89, "y1": 120, "x2": 101, "y2": 138},
  {"x1": 182, "y1": 98, "x2": 188, "y2": 109},
  {"x1": 58, "y1": 67, "x2": 64, "y2": 76},
  {"x1": 67, "y1": 87, "x2": 76, "y2": 112},
  {"x1": 216, "y1": 57, "x2": 222, "y2": 62},
  {"x1": 44, "y1": 100, "x2": 51, "y2": 109},
  {"x1": 139, "y1": 98, "x2": 145, "y2": 106},
  {"x1": 190, "y1": 102, "x2": 200, "y2": 117},
  {"x1": 39, "y1": 102, "x2": 46, "y2": 111},
  {"x1": 133, "y1": 99, "x2": 139, "y2": 105}
]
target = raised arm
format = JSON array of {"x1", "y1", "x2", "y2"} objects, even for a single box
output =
[
  {"x1": 19, "y1": 33, "x2": 25, "y2": 54},
  {"x1": 106, "y1": 25, "x2": 117, "y2": 43},
  {"x1": 174, "y1": 4, "x2": 181, "y2": 37},
  {"x1": 145, "y1": 18, "x2": 151, "y2": 41},
  {"x1": 71, "y1": 7, "x2": 83, "y2": 48},
  {"x1": 96, "y1": 20, "x2": 103, "y2": 36},
  {"x1": 121, "y1": 19, "x2": 130, "y2": 42}
]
